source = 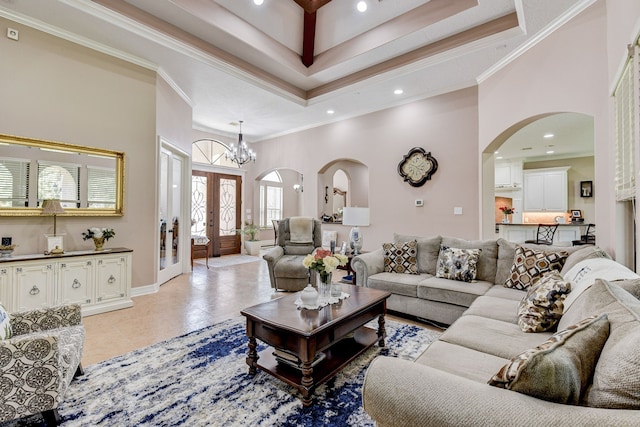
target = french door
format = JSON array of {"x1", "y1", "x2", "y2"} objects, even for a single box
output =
[
  {"x1": 158, "y1": 143, "x2": 188, "y2": 285},
  {"x1": 191, "y1": 171, "x2": 242, "y2": 257}
]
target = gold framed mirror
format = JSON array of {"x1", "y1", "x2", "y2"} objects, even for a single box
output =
[{"x1": 0, "y1": 133, "x2": 124, "y2": 216}]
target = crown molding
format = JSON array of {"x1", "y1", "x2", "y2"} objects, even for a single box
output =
[{"x1": 157, "y1": 69, "x2": 193, "y2": 108}]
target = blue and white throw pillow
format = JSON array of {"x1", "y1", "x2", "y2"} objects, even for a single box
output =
[{"x1": 0, "y1": 304, "x2": 12, "y2": 339}]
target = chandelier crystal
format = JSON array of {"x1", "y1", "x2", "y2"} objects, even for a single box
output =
[{"x1": 225, "y1": 121, "x2": 256, "y2": 166}]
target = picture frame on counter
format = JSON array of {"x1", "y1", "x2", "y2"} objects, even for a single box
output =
[{"x1": 571, "y1": 210, "x2": 583, "y2": 219}]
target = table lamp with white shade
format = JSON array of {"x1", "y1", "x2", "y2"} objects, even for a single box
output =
[
  {"x1": 342, "y1": 207, "x2": 370, "y2": 255},
  {"x1": 41, "y1": 199, "x2": 66, "y2": 253}
]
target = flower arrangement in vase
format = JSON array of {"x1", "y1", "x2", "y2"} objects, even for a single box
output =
[
  {"x1": 82, "y1": 227, "x2": 116, "y2": 251},
  {"x1": 302, "y1": 249, "x2": 348, "y2": 300},
  {"x1": 499, "y1": 206, "x2": 515, "y2": 223}
]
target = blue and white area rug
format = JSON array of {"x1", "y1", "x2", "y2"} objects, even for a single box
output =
[{"x1": 7, "y1": 317, "x2": 440, "y2": 426}]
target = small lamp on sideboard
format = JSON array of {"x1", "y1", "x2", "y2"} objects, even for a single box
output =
[
  {"x1": 342, "y1": 207, "x2": 370, "y2": 255},
  {"x1": 41, "y1": 199, "x2": 66, "y2": 253}
]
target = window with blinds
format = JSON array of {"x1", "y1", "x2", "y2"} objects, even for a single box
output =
[
  {"x1": 88, "y1": 166, "x2": 116, "y2": 208},
  {"x1": 37, "y1": 162, "x2": 80, "y2": 208},
  {"x1": 614, "y1": 43, "x2": 639, "y2": 201},
  {"x1": 0, "y1": 159, "x2": 29, "y2": 207}
]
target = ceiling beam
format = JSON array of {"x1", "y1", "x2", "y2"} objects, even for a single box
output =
[
  {"x1": 293, "y1": 0, "x2": 332, "y2": 67},
  {"x1": 292, "y1": 0, "x2": 332, "y2": 14},
  {"x1": 302, "y1": 11, "x2": 316, "y2": 67}
]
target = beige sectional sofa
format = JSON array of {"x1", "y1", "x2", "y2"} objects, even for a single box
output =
[
  {"x1": 355, "y1": 235, "x2": 640, "y2": 426},
  {"x1": 352, "y1": 234, "x2": 583, "y2": 325}
]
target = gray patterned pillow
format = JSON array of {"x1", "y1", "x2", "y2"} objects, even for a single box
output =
[
  {"x1": 518, "y1": 271, "x2": 572, "y2": 333},
  {"x1": 383, "y1": 241, "x2": 418, "y2": 274},
  {"x1": 489, "y1": 314, "x2": 610, "y2": 404},
  {"x1": 435, "y1": 246, "x2": 481, "y2": 282},
  {"x1": 504, "y1": 245, "x2": 569, "y2": 290}
]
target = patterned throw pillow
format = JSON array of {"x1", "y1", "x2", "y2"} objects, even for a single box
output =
[
  {"x1": 504, "y1": 245, "x2": 569, "y2": 290},
  {"x1": 383, "y1": 241, "x2": 418, "y2": 274},
  {"x1": 518, "y1": 271, "x2": 572, "y2": 333},
  {"x1": 0, "y1": 304, "x2": 12, "y2": 340},
  {"x1": 488, "y1": 314, "x2": 610, "y2": 405},
  {"x1": 435, "y1": 246, "x2": 481, "y2": 282}
]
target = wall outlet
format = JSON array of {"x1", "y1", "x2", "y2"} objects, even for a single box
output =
[
  {"x1": 453, "y1": 207, "x2": 463, "y2": 215},
  {"x1": 7, "y1": 28, "x2": 18, "y2": 41}
]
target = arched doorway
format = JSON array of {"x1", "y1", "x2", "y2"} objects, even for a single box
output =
[{"x1": 482, "y1": 112, "x2": 594, "y2": 241}]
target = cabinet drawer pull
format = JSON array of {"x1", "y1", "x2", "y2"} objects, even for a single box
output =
[
  {"x1": 108, "y1": 275, "x2": 116, "y2": 284},
  {"x1": 72, "y1": 279, "x2": 82, "y2": 289},
  {"x1": 29, "y1": 285, "x2": 40, "y2": 296}
]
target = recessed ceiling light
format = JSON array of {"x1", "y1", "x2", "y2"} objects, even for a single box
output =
[
  {"x1": 496, "y1": 156, "x2": 504, "y2": 160},
  {"x1": 546, "y1": 150, "x2": 555, "y2": 154},
  {"x1": 394, "y1": 89, "x2": 403, "y2": 95},
  {"x1": 357, "y1": 1, "x2": 367, "y2": 12},
  {"x1": 543, "y1": 133, "x2": 554, "y2": 139},
  {"x1": 253, "y1": 0, "x2": 264, "y2": 5},
  {"x1": 494, "y1": 151, "x2": 499, "y2": 154},
  {"x1": 327, "y1": 110, "x2": 335, "y2": 115}
]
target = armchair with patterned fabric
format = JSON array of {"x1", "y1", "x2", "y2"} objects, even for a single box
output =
[
  {"x1": 0, "y1": 304, "x2": 85, "y2": 426},
  {"x1": 263, "y1": 217, "x2": 323, "y2": 291}
]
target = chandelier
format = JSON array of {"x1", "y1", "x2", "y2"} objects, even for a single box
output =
[{"x1": 225, "y1": 121, "x2": 256, "y2": 166}]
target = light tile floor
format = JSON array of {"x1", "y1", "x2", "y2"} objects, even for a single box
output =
[{"x1": 81, "y1": 255, "x2": 436, "y2": 366}]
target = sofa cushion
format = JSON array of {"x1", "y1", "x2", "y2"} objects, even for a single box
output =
[
  {"x1": 273, "y1": 255, "x2": 309, "y2": 278},
  {"x1": 560, "y1": 245, "x2": 611, "y2": 275},
  {"x1": 463, "y1": 295, "x2": 519, "y2": 324},
  {"x1": 439, "y1": 315, "x2": 553, "y2": 360},
  {"x1": 394, "y1": 234, "x2": 441, "y2": 275},
  {"x1": 613, "y1": 278, "x2": 640, "y2": 299},
  {"x1": 484, "y1": 285, "x2": 526, "y2": 302},
  {"x1": 488, "y1": 314, "x2": 610, "y2": 405},
  {"x1": 561, "y1": 258, "x2": 639, "y2": 312},
  {"x1": 435, "y1": 246, "x2": 481, "y2": 282},
  {"x1": 504, "y1": 246, "x2": 568, "y2": 290},
  {"x1": 559, "y1": 279, "x2": 640, "y2": 409},
  {"x1": 441, "y1": 237, "x2": 497, "y2": 283},
  {"x1": 368, "y1": 272, "x2": 430, "y2": 298},
  {"x1": 383, "y1": 241, "x2": 418, "y2": 274},
  {"x1": 416, "y1": 340, "x2": 510, "y2": 384},
  {"x1": 417, "y1": 277, "x2": 493, "y2": 308},
  {"x1": 496, "y1": 239, "x2": 582, "y2": 287},
  {"x1": 517, "y1": 271, "x2": 572, "y2": 333}
]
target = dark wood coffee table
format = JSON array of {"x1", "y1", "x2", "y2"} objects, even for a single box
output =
[{"x1": 241, "y1": 284, "x2": 391, "y2": 406}]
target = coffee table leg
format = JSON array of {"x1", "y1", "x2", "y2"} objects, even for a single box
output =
[
  {"x1": 300, "y1": 361, "x2": 314, "y2": 406},
  {"x1": 377, "y1": 314, "x2": 386, "y2": 347},
  {"x1": 247, "y1": 336, "x2": 258, "y2": 375}
]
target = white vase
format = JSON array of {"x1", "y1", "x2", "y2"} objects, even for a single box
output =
[{"x1": 331, "y1": 282, "x2": 342, "y2": 298}]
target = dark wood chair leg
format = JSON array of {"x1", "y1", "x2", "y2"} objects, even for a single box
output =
[
  {"x1": 42, "y1": 409, "x2": 61, "y2": 426},
  {"x1": 74, "y1": 363, "x2": 84, "y2": 378}
]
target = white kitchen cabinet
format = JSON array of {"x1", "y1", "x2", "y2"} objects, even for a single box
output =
[
  {"x1": 495, "y1": 165, "x2": 512, "y2": 186},
  {"x1": 523, "y1": 168, "x2": 569, "y2": 212},
  {"x1": 0, "y1": 248, "x2": 133, "y2": 316}
]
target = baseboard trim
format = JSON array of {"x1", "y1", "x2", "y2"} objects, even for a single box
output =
[{"x1": 131, "y1": 283, "x2": 159, "y2": 297}]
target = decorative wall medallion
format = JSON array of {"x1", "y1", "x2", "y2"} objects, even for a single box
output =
[{"x1": 397, "y1": 147, "x2": 438, "y2": 187}]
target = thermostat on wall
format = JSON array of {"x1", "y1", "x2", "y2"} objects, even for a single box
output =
[{"x1": 415, "y1": 199, "x2": 424, "y2": 207}]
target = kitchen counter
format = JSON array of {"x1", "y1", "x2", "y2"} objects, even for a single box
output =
[{"x1": 497, "y1": 223, "x2": 586, "y2": 244}]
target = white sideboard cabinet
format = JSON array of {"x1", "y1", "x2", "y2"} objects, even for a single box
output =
[{"x1": 0, "y1": 248, "x2": 133, "y2": 316}]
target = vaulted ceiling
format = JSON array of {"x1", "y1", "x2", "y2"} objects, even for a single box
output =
[{"x1": 0, "y1": 0, "x2": 593, "y2": 142}]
